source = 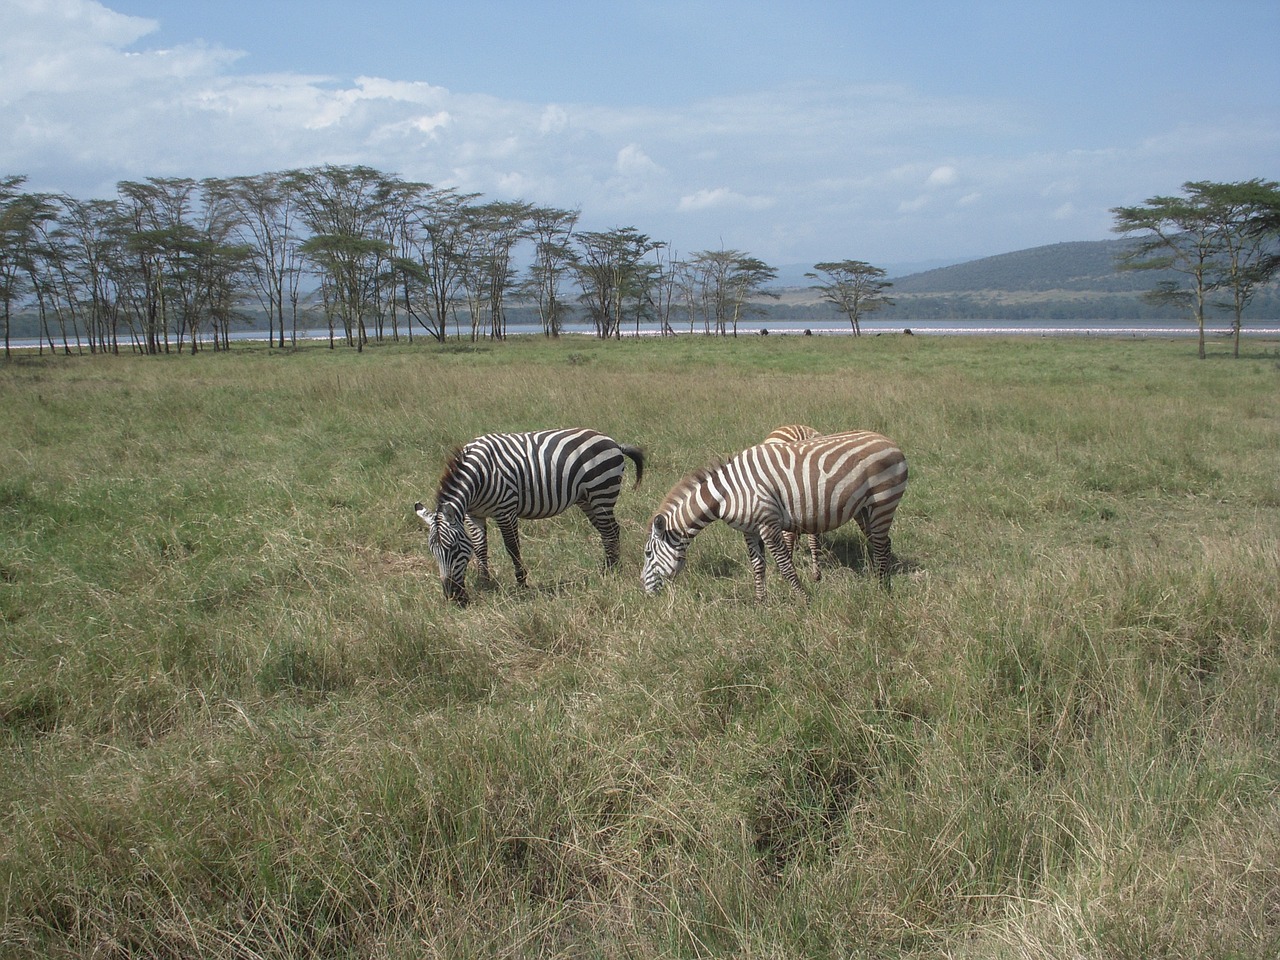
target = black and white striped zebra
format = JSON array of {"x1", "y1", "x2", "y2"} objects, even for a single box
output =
[
  {"x1": 763, "y1": 424, "x2": 824, "y2": 581},
  {"x1": 415, "y1": 428, "x2": 645, "y2": 604},
  {"x1": 641, "y1": 429, "x2": 907, "y2": 599}
]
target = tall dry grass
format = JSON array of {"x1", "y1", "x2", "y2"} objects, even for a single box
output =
[{"x1": 1, "y1": 334, "x2": 1277, "y2": 958}]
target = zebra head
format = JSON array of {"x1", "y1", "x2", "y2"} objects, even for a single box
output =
[
  {"x1": 641, "y1": 513, "x2": 690, "y2": 594},
  {"x1": 414, "y1": 501, "x2": 474, "y2": 605}
]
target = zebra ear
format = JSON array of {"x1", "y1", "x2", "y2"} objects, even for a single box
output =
[{"x1": 653, "y1": 515, "x2": 667, "y2": 536}]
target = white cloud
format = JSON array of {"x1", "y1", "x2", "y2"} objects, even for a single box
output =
[
  {"x1": 0, "y1": 0, "x2": 240, "y2": 102},
  {"x1": 615, "y1": 143, "x2": 661, "y2": 178},
  {"x1": 372, "y1": 112, "x2": 454, "y2": 142},
  {"x1": 539, "y1": 104, "x2": 569, "y2": 135},
  {"x1": 677, "y1": 187, "x2": 774, "y2": 212},
  {"x1": 927, "y1": 165, "x2": 959, "y2": 187}
]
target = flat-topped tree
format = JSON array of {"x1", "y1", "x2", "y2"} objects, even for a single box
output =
[
  {"x1": 1112, "y1": 179, "x2": 1280, "y2": 359},
  {"x1": 806, "y1": 260, "x2": 894, "y2": 336}
]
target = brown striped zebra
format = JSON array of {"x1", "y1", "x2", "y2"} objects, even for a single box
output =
[
  {"x1": 415, "y1": 428, "x2": 644, "y2": 605},
  {"x1": 641, "y1": 430, "x2": 907, "y2": 599},
  {"x1": 763, "y1": 424, "x2": 824, "y2": 580}
]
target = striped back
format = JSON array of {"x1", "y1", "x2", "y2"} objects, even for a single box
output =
[
  {"x1": 434, "y1": 428, "x2": 640, "y2": 521},
  {"x1": 763, "y1": 423, "x2": 821, "y2": 445}
]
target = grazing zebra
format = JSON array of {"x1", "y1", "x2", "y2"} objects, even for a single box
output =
[
  {"x1": 642, "y1": 430, "x2": 907, "y2": 600},
  {"x1": 414, "y1": 428, "x2": 645, "y2": 604},
  {"x1": 763, "y1": 424, "x2": 824, "y2": 580}
]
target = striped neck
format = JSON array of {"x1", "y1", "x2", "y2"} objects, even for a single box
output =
[{"x1": 661, "y1": 467, "x2": 722, "y2": 539}]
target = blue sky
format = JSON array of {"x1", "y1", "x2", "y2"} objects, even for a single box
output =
[{"x1": 3, "y1": 0, "x2": 1277, "y2": 270}]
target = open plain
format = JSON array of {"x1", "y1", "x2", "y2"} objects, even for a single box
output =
[{"x1": 2, "y1": 333, "x2": 1278, "y2": 958}]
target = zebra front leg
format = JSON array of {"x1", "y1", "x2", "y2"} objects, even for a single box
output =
[
  {"x1": 762, "y1": 525, "x2": 808, "y2": 598},
  {"x1": 742, "y1": 531, "x2": 770, "y2": 601},
  {"x1": 466, "y1": 515, "x2": 494, "y2": 584},
  {"x1": 494, "y1": 514, "x2": 529, "y2": 587}
]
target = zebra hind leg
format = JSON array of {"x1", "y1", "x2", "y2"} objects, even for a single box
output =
[
  {"x1": 869, "y1": 533, "x2": 893, "y2": 589},
  {"x1": 855, "y1": 505, "x2": 894, "y2": 589},
  {"x1": 580, "y1": 502, "x2": 622, "y2": 569},
  {"x1": 806, "y1": 533, "x2": 822, "y2": 582}
]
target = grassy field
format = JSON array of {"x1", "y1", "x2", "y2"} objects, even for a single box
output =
[{"x1": 2, "y1": 333, "x2": 1278, "y2": 959}]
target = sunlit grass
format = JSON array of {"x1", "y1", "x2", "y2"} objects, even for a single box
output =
[{"x1": 1, "y1": 334, "x2": 1278, "y2": 957}]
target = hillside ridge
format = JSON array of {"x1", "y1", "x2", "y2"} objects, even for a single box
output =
[
  {"x1": 888, "y1": 238, "x2": 1165, "y2": 294},
  {"x1": 772, "y1": 238, "x2": 1162, "y2": 294},
  {"x1": 769, "y1": 237, "x2": 1278, "y2": 320}
]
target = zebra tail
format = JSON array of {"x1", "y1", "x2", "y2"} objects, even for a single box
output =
[{"x1": 618, "y1": 443, "x2": 646, "y2": 486}]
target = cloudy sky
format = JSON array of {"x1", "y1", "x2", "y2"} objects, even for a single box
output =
[{"x1": 3, "y1": 0, "x2": 1277, "y2": 271}]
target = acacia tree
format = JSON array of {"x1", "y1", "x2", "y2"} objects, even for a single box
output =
[
  {"x1": 290, "y1": 165, "x2": 398, "y2": 351},
  {"x1": 23, "y1": 192, "x2": 83, "y2": 355},
  {"x1": 370, "y1": 177, "x2": 431, "y2": 344},
  {"x1": 649, "y1": 246, "x2": 682, "y2": 336},
  {"x1": 397, "y1": 186, "x2": 480, "y2": 342},
  {"x1": 573, "y1": 227, "x2": 663, "y2": 339},
  {"x1": 674, "y1": 256, "x2": 715, "y2": 333},
  {"x1": 1114, "y1": 187, "x2": 1227, "y2": 359},
  {"x1": 463, "y1": 200, "x2": 533, "y2": 340},
  {"x1": 1197, "y1": 179, "x2": 1280, "y2": 358},
  {"x1": 1110, "y1": 180, "x2": 1280, "y2": 360},
  {"x1": 114, "y1": 179, "x2": 182, "y2": 354},
  {"x1": 1, "y1": 176, "x2": 41, "y2": 358},
  {"x1": 686, "y1": 250, "x2": 778, "y2": 336},
  {"x1": 210, "y1": 171, "x2": 306, "y2": 348},
  {"x1": 191, "y1": 184, "x2": 256, "y2": 351},
  {"x1": 806, "y1": 260, "x2": 894, "y2": 336},
  {"x1": 522, "y1": 205, "x2": 579, "y2": 337},
  {"x1": 724, "y1": 253, "x2": 778, "y2": 336},
  {"x1": 47, "y1": 197, "x2": 126, "y2": 354}
]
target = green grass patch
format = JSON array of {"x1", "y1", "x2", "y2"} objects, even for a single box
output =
[{"x1": 1, "y1": 335, "x2": 1278, "y2": 958}]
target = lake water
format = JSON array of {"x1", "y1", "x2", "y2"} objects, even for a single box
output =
[
  {"x1": 12, "y1": 317, "x2": 1280, "y2": 351},
  {"x1": 501, "y1": 317, "x2": 1280, "y2": 338}
]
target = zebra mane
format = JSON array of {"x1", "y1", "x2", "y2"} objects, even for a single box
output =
[
  {"x1": 434, "y1": 446, "x2": 470, "y2": 508},
  {"x1": 656, "y1": 458, "x2": 723, "y2": 516}
]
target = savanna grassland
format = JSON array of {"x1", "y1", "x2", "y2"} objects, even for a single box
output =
[{"x1": 2, "y1": 333, "x2": 1278, "y2": 959}]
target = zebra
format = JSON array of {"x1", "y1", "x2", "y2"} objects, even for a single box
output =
[
  {"x1": 414, "y1": 428, "x2": 645, "y2": 604},
  {"x1": 641, "y1": 430, "x2": 907, "y2": 600},
  {"x1": 763, "y1": 424, "x2": 824, "y2": 580}
]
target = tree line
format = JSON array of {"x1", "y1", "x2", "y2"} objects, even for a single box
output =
[
  {"x1": 5, "y1": 166, "x2": 1274, "y2": 360},
  {"x1": 2, "y1": 166, "x2": 890, "y2": 359}
]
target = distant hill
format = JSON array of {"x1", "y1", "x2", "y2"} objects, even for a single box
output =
[
  {"x1": 770, "y1": 238, "x2": 1279, "y2": 321},
  {"x1": 888, "y1": 238, "x2": 1170, "y2": 294}
]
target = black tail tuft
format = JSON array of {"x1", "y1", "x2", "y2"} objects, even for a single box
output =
[{"x1": 619, "y1": 444, "x2": 645, "y2": 486}]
